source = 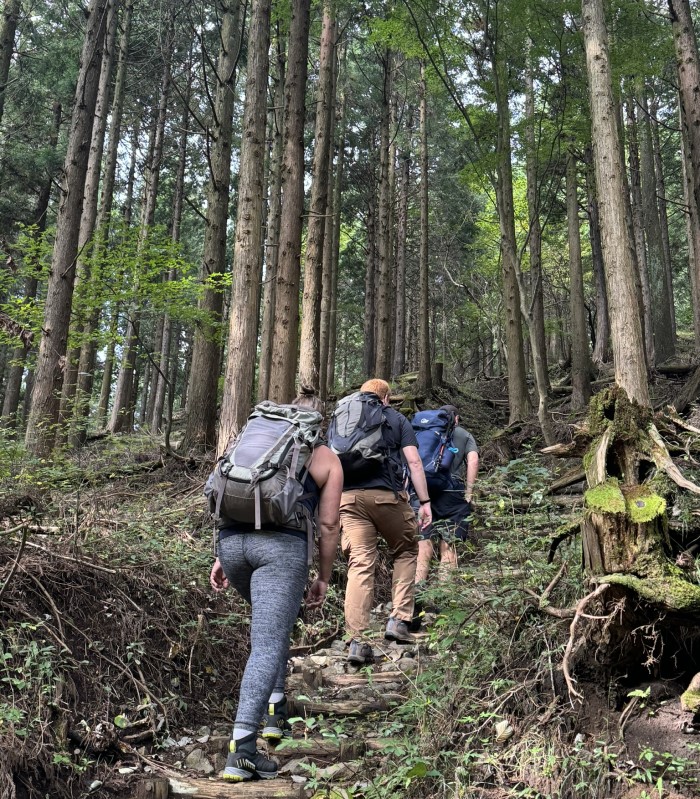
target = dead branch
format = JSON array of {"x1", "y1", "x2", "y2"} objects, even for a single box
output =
[
  {"x1": 649, "y1": 424, "x2": 700, "y2": 495},
  {"x1": 0, "y1": 524, "x2": 28, "y2": 603},
  {"x1": 562, "y1": 583, "x2": 610, "y2": 705}
]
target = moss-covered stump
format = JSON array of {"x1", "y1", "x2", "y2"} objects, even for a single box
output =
[{"x1": 581, "y1": 386, "x2": 700, "y2": 615}]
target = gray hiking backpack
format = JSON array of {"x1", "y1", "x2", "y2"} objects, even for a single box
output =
[
  {"x1": 205, "y1": 402, "x2": 323, "y2": 535},
  {"x1": 326, "y1": 391, "x2": 388, "y2": 478}
]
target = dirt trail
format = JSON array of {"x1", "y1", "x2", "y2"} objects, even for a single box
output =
[{"x1": 131, "y1": 618, "x2": 430, "y2": 798}]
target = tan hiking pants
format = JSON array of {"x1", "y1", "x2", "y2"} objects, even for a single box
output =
[{"x1": 339, "y1": 488, "x2": 419, "y2": 635}]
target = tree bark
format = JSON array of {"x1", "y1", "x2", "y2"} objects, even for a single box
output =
[
  {"x1": 181, "y1": 1, "x2": 242, "y2": 449},
  {"x1": 492, "y1": 45, "x2": 529, "y2": 422},
  {"x1": 362, "y1": 201, "x2": 377, "y2": 378},
  {"x1": 585, "y1": 146, "x2": 610, "y2": 365},
  {"x1": 110, "y1": 32, "x2": 172, "y2": 434},
  {"x1": 60, "y1": 0, "x2": 119, "y2": 444},
  {"x1": 0, "y1": 0, "x2": 20, "y2": 129},
  {"x1": 650, "y1": 96, "x2": 677, "y2": 347},
  {"x1": 374, "y1": 49, "x2": 393, "y2": 378},
  {"x1": 581, "y1": 0, "x2": 649, "y2": 407},
  {"x1": 566, "y1": 152, "x2": 592, "y2": 410},
  {"x1": 638, "y1": 87, "x2": 674, "y2": 364},
  {"x1": 417, "y1": 61, "x2": 431, "y2": 391},
  {"x1": 625, "y1": 95, "x2": 655, "y2": 369},
  {"x1": 392, "y1": 137, "x2": 410, "y2": 379},
  {"x1": 679, "y1": 101, "x2": 700, "y2": 352},
  {"x1": 217, "y1": 0, "x2": 272, "y2": 452},
  {"x1": 298, "y1": 0, "x2": 335, "y2": 392},
  {"x1": 267, "y1": 0, "x2": 311, "y2": 403},
  {"x1": 258, "y1": 34, "x2": 286, "y2": 401},
  {"x1": 24, "y1": 0, "x2": 109, "y2": 456},
  {"x1": 324, "y1": 53, "x2": 346, "y2": 396}
]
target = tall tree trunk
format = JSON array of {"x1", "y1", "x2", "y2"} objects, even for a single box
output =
[
  {"x1": 1, "y1": 100, "x2": 61, "y2": 429},
  {"x1": 325, "y1": 56, "x2": 346, "y2": 395},
  {"x1": 298, "y1": 0, "x2": 335, "y2": 391},
  {"x1": 362, "y1": 201, "x2": 377, "y2": 378},
  {"x1": 181, "y1": 0, "x2": 242, "y2": 450},
  {"x1": 492, "y1": 45, "x2": 530, "y2": 422},
  {"x1": 268, "y1": 0, "x2": 311, "y2": 403},
  {"x1": 60, "y1": 0, "x2": 119, "y2": 443},
  {"x1": 150, "y1": 55, "x2": 191, "y2": 434},
  {"x1": 0, "y1": 0, "x2": 20, "y2": 129},
  {"x1": 566, "y1": 152, "x2": 592, "y2": 410},
  {"x1": 585, "y1": 146, "x2": 611, "y2": 365},
  {"x1": 392, "y1": 137, "x2": 410, "y2": 378},
  {"x1": 524, "y1": 43, "x2": 550, "y2": 394},
  {"x1": 258, "y1": 34, "x2": 286, "y2": 401},
  {"x1": 650, "y1": 97, "x2": 677, "y2": 346},
  {"x1": 319, "y1": 35, "x2": 339, "y2": 399},
  {"x1": 217, "y1": 0, "x2": 272, "y2": 451},
  {"x1": 374, "y1": 49, "x2": 393, "y2": 378},
  {"x1": 24, "y1": 0, "x2": 109, "y2": 456},
  {"x1": 417, "y1": 61, "x2": 431, "y2": 390},
  {"x1": 581, "y1": 0, "x2": 649, "y2": 406},
  {"x1": 680, "y1": 103, "x2": 700, "y2": 352},
  {"x1": 625, "y1": 95, "x2": 655, "y2": 369},
  {"x1": 73, "y1": 0, "x2": 133, "y2": 443},
  {"x1": 110, "y1": 36, "x2": 172, "y2": 434},
  {"x1": 97, "y1": 305, "x2": 119, "y2": 426},
  {"x1": 122, "y1": 118, "x2": 140, "y2": 225},
  {"x1": 638, "y1": 87, "x2": 674, "y2": 363}
]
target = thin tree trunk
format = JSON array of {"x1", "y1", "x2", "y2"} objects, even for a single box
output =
[
  {"x1": 97, "y1": 305, "x2": 119, "y2": 426},
  {"x1": 585, "y1": 146, "x2": 610, "y2": 365},
  {"x1": 258, "y1": 34, "x2": 286, "y2": 401},
  {"x1": 638, "y1": 87, "x2": 674, "y2": 363},
  {"x1": 680, "y1": 103, "x2": 700, "y2": 352},
  {"x1": 181, "y1": 1, "x2": 242, "y2": 449},
  {"x1": 73, "y1": 0, "x2": 134, "y2": 444},
  {"x1": 566, "y1": 152, "x2": 592, "y2": 409},
  {"x1": 298, "y1": 0, "x2": 335, "y2": 392},
  {"x1": 319, "y1": 35, "x2": 339, "y2": 400},
  {"x1": 392, "y1": 132, "x2": 410, "y2": 378},
  {"x1": 362, "y1": 202, "x2": 377, "y2": 378},
  {"x1": 417, "y1": 61, "x2": 431, "y2": 390},
  {"x1": 492, "y1": 46, "x2": 529, "y2": 422},
  {"x1": 325, "y1": 52, "x2": 346, "y2": 395},
  {"x1": 110, "y1": 41, "x2": 171, "y2": 434},
  {"x1": 581, "y1": 0, "x2": 649, "y2": 406},
  {"x1": 60, "y1": 0, "x2": 119, "y2": 443},
  {"x1": 151, "y1": 55, "x2": 191, "y2": 434},
  {"x1": 24, "y1": 0, "x2": 109, "y2": 456},
  {"x1": 524, "y1": 43, "x2": 550, "y2": 395},
  {"x1": 1, "y1": 101, "x2": 62, "y2": 429},
  {"x1": 625, "y1": 95, "x2": 655, "y2": 368},
  {"x1": 0, "y1": 0, "x2": 20, "y2": 129},
  {"x1": 649, "y1": 98, "x2": 676, "y2": 346},
  {"x1": 268, "y1": 0, "x2": 311, "y2": 403},
  {"x1": 374, "y1": 49, "x2": 393, "y2": 378},
  {"x1": 217, "y1": 0, "x2": 272, "y2": 451}
]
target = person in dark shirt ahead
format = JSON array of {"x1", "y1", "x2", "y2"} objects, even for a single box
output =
[{"x1": 338, "y1": 378, "x2": 432, "y2": 664}]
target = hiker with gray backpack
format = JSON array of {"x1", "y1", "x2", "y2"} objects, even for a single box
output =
[
  {"x1": 326, "y1": 378, "x2": 432, "y2": 665},
  {"x1": 205, "y1": 388, "x2": 343, "y2": 783}
]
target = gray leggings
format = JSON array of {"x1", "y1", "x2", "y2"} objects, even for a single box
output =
[{"x1": 218, "y1": 531, "x2": 308, "y2": 731}]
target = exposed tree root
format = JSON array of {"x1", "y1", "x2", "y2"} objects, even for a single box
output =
[{"x1": 562, "y1": 583, "x2": 610, "y2": 705}]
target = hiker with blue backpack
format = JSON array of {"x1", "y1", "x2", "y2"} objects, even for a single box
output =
[
  {"x1": 326, "y1": 378, "x2": 432, "y2": 664},
  {"x1": 205, "y1": 388, "x2": 343, "y2": 782},
  {"x1": 411, "y1": 403, "x2": 479, "y2": 596}
]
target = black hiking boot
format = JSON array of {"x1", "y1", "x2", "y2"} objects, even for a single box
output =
[
  {"x1": 262, "y1": 698, "x2": 292, "y2": 744},
  {"x1": 222, "y1": 732, "x2": 278, "y2": 782}
]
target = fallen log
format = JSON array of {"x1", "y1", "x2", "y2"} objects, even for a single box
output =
[{"x1": 167, "y1": 777, "x2": 307, "y2": 798}]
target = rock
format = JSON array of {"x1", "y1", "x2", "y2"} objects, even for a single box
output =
[
  {"x1": 291, "y1": 775, "x2": 308, "y2": 784},
  {"x1": 183, "y1": 748, "x2": 214, "y2": 774},
  {"x1": 176, "y1": 736, "x2": 193, "y2": 747},
  {"x1": 309, "y1": 655, "x2": 330, "y2": 667},
  {"x1": 397, "y1": 658, "x2": 418, "y2": 674},
  {"x1": 331, "y1": 640, "x2": 346, "y2": 653},
  {"x1": 278, "y1": 757, "x2": 310, "y2": 775},
  {"x1": 118, "y1": 767, "x2": 137, "y2": 775}
]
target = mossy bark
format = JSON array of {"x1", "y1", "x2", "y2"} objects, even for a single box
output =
[{"x1": 582, "y1": 386, "x2": 700, "y2": 614}]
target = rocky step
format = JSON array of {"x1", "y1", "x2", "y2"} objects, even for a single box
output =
[
  {"x1": 288, "y1": 669, "x2": 408, "y2": 690},
  {"x1": 202, "y1": 736, "x2": 367, "y2": 764},
  {"x1": 288, "y1": 696, "x2": 390, "y2": 717}
]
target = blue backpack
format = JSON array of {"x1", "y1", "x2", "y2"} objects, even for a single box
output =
[{"x1": 411, "y1": 409, "x2": 456, "y2": 492}]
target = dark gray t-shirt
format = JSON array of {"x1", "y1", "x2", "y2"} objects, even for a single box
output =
[{"x1": 450, "y1": 426, "x2": 478, "y2": 479}]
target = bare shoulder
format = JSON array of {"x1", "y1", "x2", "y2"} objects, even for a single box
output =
[{"x1": 309, "y1": 444, "x2": 342, "y2": 486}]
